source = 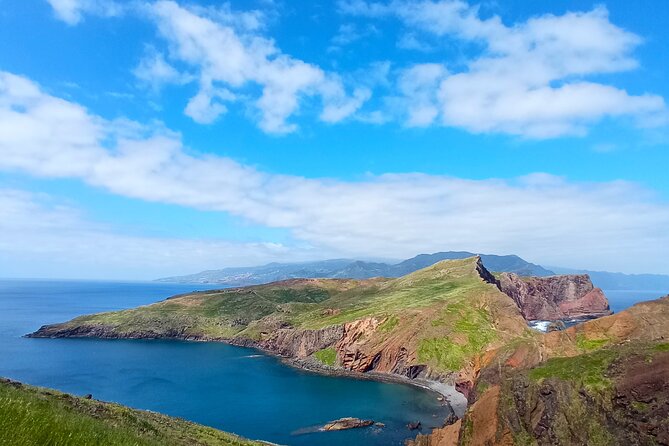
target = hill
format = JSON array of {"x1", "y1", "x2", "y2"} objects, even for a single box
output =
[
  {"x1": 409, "y1": 295, "x2": 669, "y2": 446},
  {"x1": 156, "y1": 252, "x2": 554, "y2": 285},
  {"x1": 32, "y1": 257, "x2": 532, "y2": 382},
  {"x1": 0, "y1": 378, "x2": 264, "y2": 446}
]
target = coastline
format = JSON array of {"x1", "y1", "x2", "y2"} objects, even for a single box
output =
[{"x1": 28, "y1": 330, "x2": 465, "y2": 433}]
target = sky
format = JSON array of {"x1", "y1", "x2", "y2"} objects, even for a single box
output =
[{"x1": 0, "y1": 0, "x2": 668, "y2": 279}]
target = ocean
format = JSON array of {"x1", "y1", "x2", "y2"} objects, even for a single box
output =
[{"x1": 0, "y1": 279, "x2": 450, "y2": 446}]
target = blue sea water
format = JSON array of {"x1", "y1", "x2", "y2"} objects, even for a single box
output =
[
  {"x1": 604, "y1": 289, "x2": 667, "y2": 314},
  {"x1": 0, "y1": 279, "x2": 451, "y2": 446}
]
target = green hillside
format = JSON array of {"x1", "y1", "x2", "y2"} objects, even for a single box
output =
[
  {"x1": 0, "y1": 379, "x2": 263, "y2": 446},
  {"x1": 32, "y1": 257, "x2": 531, "y2": 376}
]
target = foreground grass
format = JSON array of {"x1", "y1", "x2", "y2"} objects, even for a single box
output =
[{"x1": 0, "y1": 379, "x2": 264, "y2": 446}]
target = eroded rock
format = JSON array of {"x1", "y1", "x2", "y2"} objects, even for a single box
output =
[
  {"x1": 498, "y1": 273, "x2": 611, "y2": 321},
  {"x1": 320, "y1": 417, "x2": 374, "y2": 431}
]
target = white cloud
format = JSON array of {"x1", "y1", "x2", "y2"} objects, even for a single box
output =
[
  {"x1": 0, "y1": 189, "x2": 307, "y2": 279},
  {"x1": 146, "y1": 0, "x2": 367, "y2": 133},
  {"x1": 133, "y1": 49, "x2": 191, "y2": 90},
  {"x1": 396, "y1": 33, "x2": 433, "y2": 52},
  {"x1": 341, "y1": 0, "x2": 668, "y2": 137},
  {"x1": 329, "y1": 23, "x2": 380, "y2": 51},
  {"x1": 46, "y1": 0, "x2": 125, "y2": 25},
  {"x1": 1, "y1": 71, "x2": 669, "y2": 274},
  {"x1": 46, "y1": 0, "x2": 668, "y2": 138},
  {"x1": 397, "y1": 63, "x2": 448, "y2": 126}
]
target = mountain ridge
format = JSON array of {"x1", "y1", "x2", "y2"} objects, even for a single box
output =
[{"x1": 156, "y1": 251, "x2": 554, "y2": 285}]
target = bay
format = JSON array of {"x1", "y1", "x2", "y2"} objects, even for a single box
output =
[{"x1": 0, "y1": 279, "x2": 450, "y2": 446}]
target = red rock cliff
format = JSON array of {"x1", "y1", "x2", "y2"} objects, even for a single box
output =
[{"x1": 497, "y1": 272, "x2": 611, "y2": 321}]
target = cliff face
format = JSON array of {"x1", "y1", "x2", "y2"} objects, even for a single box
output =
[
  {"x1": 258, "y1": 325, "x2": 344, "y2": 358},
  {"x1": 436, "y1": 295, "x2": 669, "y2": 446},
  {"x1": 472, "y1": 344, "x2": 669, "y2": 446},
  {"x1": 497, "y1": 272, "x2": 611, "y2": 321}
]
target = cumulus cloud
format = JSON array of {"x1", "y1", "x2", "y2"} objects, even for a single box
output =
[
  {"x1": 341, "y1": 0, "x2": 668, "y2": 137},
  {"x1": 2, "y1": 71, "x2": 669, "y2": 273},
  {"x1": 145, "y1": 1, "x2": 368, "y2": 133},
  {"x1": 133, "y1": 49, "x2": 192, "y2": 90},
  {"x1": 46, "y1": 0, "x2": 668, "y2": 138},
  {"x1": 397, "y1": 63, "x2": 448, "y2": 126},
  {"x1": 46, "y1": 0, "x2": 125, "y2": 25}
]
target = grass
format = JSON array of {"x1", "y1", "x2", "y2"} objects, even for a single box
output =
[
  {"x1": 417, "y1": 338, "x2": 469, "y2": 370},
  {"x1": 576, "y1": 334, "x2": 609, "y2": 352},
  {"x1": 35, "y1": 257, "x2": 524, "y2": 376},
  {"x1": 313, "y1": 348, "x2": 337, "y2": 366},
  {"x1": 417, "y1": 301, "x2": 497, "y2": 371},
  {"x1": 41, "y1": 257, "x2": 499, "y2": 344},
  {"x1": 528, "y1": 349, "x2": 617, "y2": 393},
  {"x1": 378, "y1": 315, "x2": 399, "y2": 332},
  {"x1": 653, "y1": 342, "x2": 669, "y2": 352},
  {"x1": 294, "y1": 258, "x2": 494, "y2": 329},
  {"x1": 0, "y1": 379, "x2": 263, "y2": 446}
]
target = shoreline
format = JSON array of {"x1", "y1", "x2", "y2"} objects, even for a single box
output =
[{"x1": 28, "y1": 331, "x2": 466, "y2": 431}]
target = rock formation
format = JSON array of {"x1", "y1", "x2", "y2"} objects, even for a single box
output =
[
  {"x1": 320, "y1": 417, "x2": 374, "y2": 431},
  {"x1": 412, "y1": 295, "x2": 669, "y2": 446},
  {"x1": 497, "y1": 272, "x2": 611, "y2": 321}
]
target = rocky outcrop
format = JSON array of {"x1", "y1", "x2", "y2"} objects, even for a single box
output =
[
  {"x1": 336, "y1": 317, "x2": 384, "y2": 372},
  {"x1": 320, "y1": 417, "x2": 374, "y2": 431},
  {"x1": 259, "y1": 325, "x2": 343, "y2": 358},
  {"x1": 27, "y1": 323, "x2": 214, "y2": 341},
  {"x1": 498, "y1": 273, "x2": 611, "y2": 321},
  {"x1": 407, "y1": 420, "x2": 461, "y2": 446},
  {"x1": 494, "y1": 349, "x2": 669, "y2": 446},
  {"x1": 435, "y1": 295, "x2": 669, "y2": 446}
]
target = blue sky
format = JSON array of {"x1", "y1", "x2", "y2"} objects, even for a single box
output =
[{"x1": 0, "y1": 0, "x2": 668, "y2": 278}]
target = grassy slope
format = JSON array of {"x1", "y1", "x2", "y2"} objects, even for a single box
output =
[
  {"x1": 34, "y1": 257, "x2": 532, "y2": 376},
  {"x1": 0, "y1": 379, "x2": 264, "y2": 446},
  {"x1": 498, "y1": 342, "x2": 669, "y2": 446},
  {"x1": 460, "y1": 296, "x2": 669, "y2": 446}
]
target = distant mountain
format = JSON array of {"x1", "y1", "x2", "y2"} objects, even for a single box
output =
[
  {"x1": 548, "y1": 266, "x2": 669, "y2": 291},
  {"x1": 390, "y1": 252, "x2": 553, "y2": 277},
  {"x1": 156, "y1": 251, "x2": 554, "y2": 285}
]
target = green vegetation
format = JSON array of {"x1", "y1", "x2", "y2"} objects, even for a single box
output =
[
  {"x1": 0, "y1": 379, "x2": 263, "y2": 446},
  {"x1": 313, "y1": 348, "x2": 337, "y2": 366},
  {"x1": 418, "y1": 301, "x2": 497, "y2": 371},
  {"x1": 631, "y1": 401, "x2": 650, "y2": 412},
  {"x1": 294, "y1": 258, "x2": 495, "y2": 329},
  {"x1": 35, "y1": 257, "x2": 528, "y2": 376},
  {"x1": 378, "y1": 315, "x2": 399, "y2": 332},
  {"x1": 512, "y1": 429, "x2": 537, "y2": 446},
  {"x1": 417, "y1": 338, "x2": 469, "y2": 370},
  {"x1": 653, "y1": 342, "x2": 669, "y2": 352},
  {"x1": 528, "y1": 349, "x2": 617, "y2": 392},
  {"x1": 576, "y1": 334, "x2": 609, "y2": 352}
]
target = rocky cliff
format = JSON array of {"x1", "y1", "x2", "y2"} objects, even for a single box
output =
[
  {"x1": 412, "y1": 295, "x2": 669, "y2": 446},
  {"x1": 497, "y1": 272, "x2": 611, "y2": 321}
]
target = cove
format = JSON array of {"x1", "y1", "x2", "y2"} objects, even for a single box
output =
[{"x1": 0, "y1": 280, "x2": 451, "y2": 446}]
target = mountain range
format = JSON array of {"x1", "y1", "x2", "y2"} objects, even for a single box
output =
[
  {"x1": 156, "y1": 251, "x2": 554, "y2": 285},
  {"x1": 157, "y1": 251, "x2": 669, "y2": 291}
]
